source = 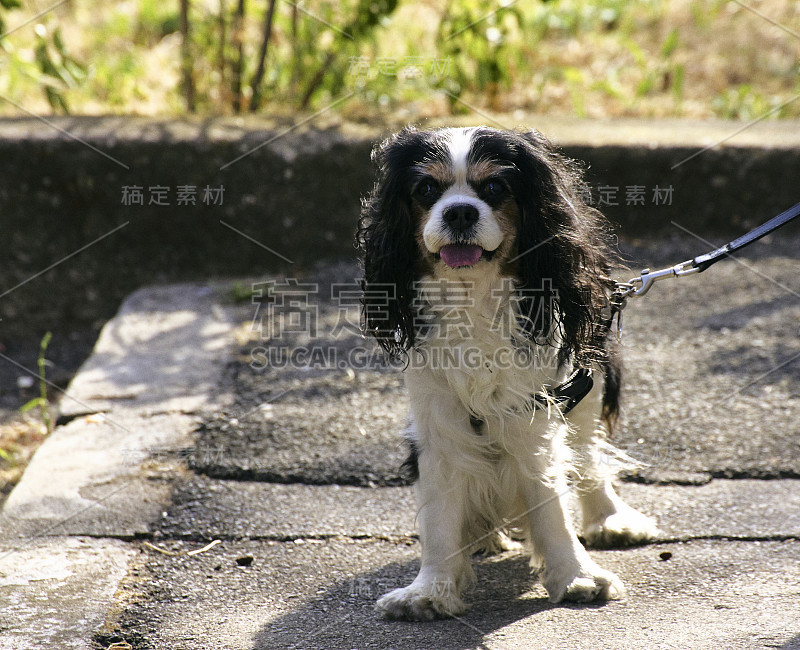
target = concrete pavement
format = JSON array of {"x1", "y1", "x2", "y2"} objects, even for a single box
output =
[{"x1": 1, "y1": 236, "x2": 799, "y2": 649}]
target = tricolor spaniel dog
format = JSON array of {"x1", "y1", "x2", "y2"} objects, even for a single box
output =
[{"x1": 358, "y1": 126, "x2": 658, "y2": 621}]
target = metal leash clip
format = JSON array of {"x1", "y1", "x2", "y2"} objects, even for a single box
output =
[
  {"x1": 626, "y1": 259, "x2": 700, "y2": 297},
  {"x1": 606, "y1": 259, "x2": 699, "y2": 341},
  {"x1": 605, "y1": 283, "x2": 635, "y2": 341}
]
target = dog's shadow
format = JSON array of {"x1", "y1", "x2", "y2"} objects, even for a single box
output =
[{"x1": 251, "y1": 551, "x2": 609, "y2": 650}]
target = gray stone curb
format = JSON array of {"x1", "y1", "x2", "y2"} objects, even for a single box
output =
[{"x1": 0, "y1": 283, "x2": 242, "y2": 650}]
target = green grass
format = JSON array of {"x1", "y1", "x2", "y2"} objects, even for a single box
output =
[{"x1": 19, "y1": 331, "x2": 53, "y2": 436}]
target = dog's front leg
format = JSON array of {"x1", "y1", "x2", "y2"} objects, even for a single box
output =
[
  {"x1": 376, "y1": 443, "x2": 473, "y2": 620},
  {"x1": 521, "y1": 459, "x2": 625, "y2": 604}
]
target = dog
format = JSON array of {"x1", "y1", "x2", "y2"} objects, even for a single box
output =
[{"x1": 357, "y1": 126, "x2": 658, "y2": 621}]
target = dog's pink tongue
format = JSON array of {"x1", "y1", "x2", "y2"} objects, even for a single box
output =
[{"x1": 439, "y1": 244, "x2": 483, "y2": 268}]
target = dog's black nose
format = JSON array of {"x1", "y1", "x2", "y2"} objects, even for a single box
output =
[{"x1": 442, "y1": 204, "x2": 480, "y2": 232}]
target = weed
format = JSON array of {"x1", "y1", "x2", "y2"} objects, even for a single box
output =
[
  {"x1": 230, "y1": 282, "x2": 254, "y2": 304},
  {"x1": 19, "y1": 331, "x2": 53, "y2": 435}
]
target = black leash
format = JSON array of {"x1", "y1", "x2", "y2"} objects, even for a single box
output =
[
  {"x1": 537, "y1": 200, "x2": 800, "y2": 417},
  {"x1": 692, "y1": 200, "x2": 800, "y2": 272},
  {"x1": 609, "y1": 200, "x2": 800, "y2": 334}
]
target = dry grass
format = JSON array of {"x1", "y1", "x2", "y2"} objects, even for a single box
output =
[
  {"x1": 356, "y1": 0, "x2": 800, "y2": 121},
  {"x1": 1, "y1": 0, "x2": 798, "y2": 119},
  {"x1": 0, "y1": 414, "x2": 48, "y2": 503}
]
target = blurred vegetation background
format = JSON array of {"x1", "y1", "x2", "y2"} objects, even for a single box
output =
[{"x1": 0, "y1": 0, "x2": 798, "y2": 120}]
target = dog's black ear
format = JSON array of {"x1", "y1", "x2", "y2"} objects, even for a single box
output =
[
  {"x1": 510, "y1": 130, "x2": 616, "y2": 365},
  {"x1": 356, "y1": 129, "x2": 423, "y2": 359}
]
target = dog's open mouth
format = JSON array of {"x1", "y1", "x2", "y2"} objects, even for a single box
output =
[{"x1": 438, "y1": 244, "x2": 485, "y2": 268}]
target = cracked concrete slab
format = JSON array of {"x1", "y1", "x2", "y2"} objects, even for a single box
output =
[
  {"x1": 2, "y1": 283, "x2": 239, "y2": 541},
  {"x1": 111, "y1": 537, "x2": 800, "y2": 650},
  {"x1": 156, "y1": 478, "x2": 418, "y2": 541},
  {"x1": 1, "y1": 412, "x2": 193, "y2": 539},
  {"x1": 151, "y1": 476, "x2": 800, "y2": 543},
  {"x1": 58, "y1": 283, "x2": 236, "y2": 420},
  {"x1": 1, "y1": 235, "x2": 798, "y2": 650},
  {"x1": 616, "y1": 246, "x2": 800, "y2": 482}
]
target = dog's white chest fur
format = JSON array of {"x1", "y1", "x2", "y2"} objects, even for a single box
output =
[{"x1": 408, "y1": 272, "x2": 564, "y2": 423}]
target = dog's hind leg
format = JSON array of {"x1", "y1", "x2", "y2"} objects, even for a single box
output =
[{"x1": 567, "y1": 356, "x2": 659, "y2": 548}]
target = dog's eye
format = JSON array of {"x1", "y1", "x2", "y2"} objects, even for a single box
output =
[
  {"x1": 483, "y1": 179, "x2": 507, "y2": 197},
  {"x1": 415, "y1": 178, "x2": 439, "y2": 199}
]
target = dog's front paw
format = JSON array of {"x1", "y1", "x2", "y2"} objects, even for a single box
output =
[
  {"x1": 376, "y1": 582, "x2": 467, "y2": 621},
  {"x1": 541, "y1": 559, "x2": 625, "y2": 604},
  {"x1": 583, "y1": 503, "x2": 659, "y2": 548}
]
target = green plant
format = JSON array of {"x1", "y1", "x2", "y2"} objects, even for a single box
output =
[
  {"x1": 4, "y1": 0, "x2": 800, "y2": 121},
  {"x1": 33, "y1": 23, "x2": 87, "y2": 112},
  {"x1": 230, "y1": 282, "x2": 254, "y2": 304},
  {"x1": 629, "y1": 28, "x2": 683, "y2": 109},
  {"x1": 0, "y1": 2, "x2": 86, "y2": 112},
  {"x1": 0, "y1": 0, "x2": 21, "y2": 31},
  {"x1": 712, "y1": 84, "x2": 774, "y2": 120},
  {"x1": 436, "y1": 0, "x2": 527, "y2": 110},
  {"x1": 19, "y1": 332, "x2": 53, "y2": 435},
  {"x1": 174, "y1": 0, "x2": 400, "y2": 114}
]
